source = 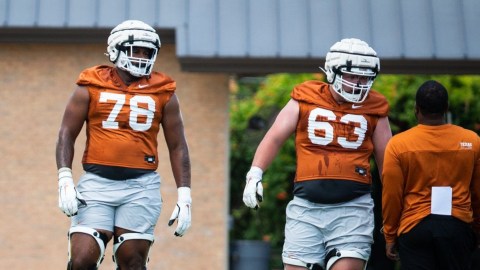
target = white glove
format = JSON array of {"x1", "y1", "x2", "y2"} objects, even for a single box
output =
[
  {"x1": 58, "y1": 167, "x2": 86, "y2": 217},
  {"x1": 243, "y1": 166, "x2": 264, "y2": 209},
  {"x1": 168, "y1": 187, "x2": 192, "y2": 237}
]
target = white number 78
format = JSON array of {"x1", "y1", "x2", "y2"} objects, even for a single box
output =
[{"x1": 99, "y1": 92, "x2": 155, "y2": 132}]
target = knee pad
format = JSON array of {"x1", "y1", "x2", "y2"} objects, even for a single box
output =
[
  {"x1": 325, "y1": 249, "x2": 368, "y2": 270},
  {"x1": 68, "y1": 226, "x2": 108, "y2": 269},
  {"x1": 283, "y1": 256, "x2": 324, "y2": 270},
  {"x1": 112, "y1": 233, "x2": 155, "y2": 268}
]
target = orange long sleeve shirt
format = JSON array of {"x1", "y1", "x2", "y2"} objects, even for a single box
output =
[{"x1": 382, "y1": 124, "x2": 480, "y2": 244}]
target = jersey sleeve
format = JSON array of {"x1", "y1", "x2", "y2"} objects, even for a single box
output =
[
  {"x1": 471, "y1": 136, "x2": 480, "y2": 234},
  {"x1": 381, "y1": 138, "x2": 405, "y2": 244},
  {"x1": 76, "y1": 65, "x2": 112, "y2": 87}
]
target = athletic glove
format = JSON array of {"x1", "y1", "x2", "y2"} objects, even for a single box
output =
[
  {"x1": 58, "y1": 167, "x2": 86, "y2": 217},
  {"x1": 168, "y1": 187, "x2": 192, "y2": 237},
  {"x1": 242, "y1": 166, "x2": 264, "y2": 209}
]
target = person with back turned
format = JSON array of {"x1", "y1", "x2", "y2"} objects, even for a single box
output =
[{"x1": 382, "y1": 80, "x2": 480, "y2": 270}]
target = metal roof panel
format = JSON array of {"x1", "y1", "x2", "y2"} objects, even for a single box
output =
[
  {"x1": 370, "y1": 0, "x2": 403, "y2": 58},
  {"x1": 218, "y1": 0, "x2": 247, "y2": 56},
  {"x1": 338, "y1": 0, "x2": 373, "y2": 43},
  {"x1": 277, "y1": 0, "x2": 310, "y2": 57},
  {"x1": 1, "y1": 0, "x2": 479, "y2": 73},
  {"x1": 248, "y1": 0, "x2": 279, "y2": 57},
  {"x1": 128, "y1": 0, "x2": 158, "y2": 25},
  {"x1": 463, "y1": 0, "x2": 480, "y2": 58},
  {"x1": 309, "y1": 0, "x2": 341, "y2": 58},
  {"x1": 401, "y1": 0, "x2": 435, "y2": 58},
  {"x1": 7, "y1": 0, "x2": 36, "y2": 26},
  {"x1": 97, "y1": 0, "x2": 127, "y2": 27},
  {"x1": 38, "y1": 0, "x2": 67, "y2": 26},
  {"x1": 185, "y1": 0, "x2": 217, "y2": 56},
  {"x1": 432, "y1": 0, "x2": 466, "y2": 58},
  {"x1": 67, "y1": 0, "x2": 97, "y2": 27}
]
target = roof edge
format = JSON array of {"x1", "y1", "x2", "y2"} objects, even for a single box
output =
[
  {"x1": 0, "y1": 28, "x2": 175, "y2": 44},
  {"x1": 178, "y1": 57, "x2": 480, "y2": 75}
]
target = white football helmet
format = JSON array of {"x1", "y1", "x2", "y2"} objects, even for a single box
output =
[
  {"x1": 321, "y1": 38, "x2": 380, "y2": 103},
  {"x1": 107, "y1": 20, "x2": 161, "y2": 77}
]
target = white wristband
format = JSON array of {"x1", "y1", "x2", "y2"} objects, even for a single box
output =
[
  {"x1": 178, "y1": 187, "x2": 192, "y2": 203},
  {"x1": 247, "y1": 166, "x2": 263, "y2": 179},
  {"x1": 58, "y1": 167, "x2": 73, "y2": 180}
]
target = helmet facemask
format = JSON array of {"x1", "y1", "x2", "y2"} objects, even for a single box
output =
[
  {"x1": 331, "y1": 67, "x2": 377, "y2": 103},
  {"x1": 116, "y1": 43, "x2": 158, "y2": 77},
  {"x1": 321, "y1": 38, "x2": 380, "y2": 103}
]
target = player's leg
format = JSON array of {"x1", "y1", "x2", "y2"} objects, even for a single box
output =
[
  {"x1": 68, "y1": 227, "x2": 113, "y2": 269},
  {"x1": 324, "y1": 194, "x2": 374, "y2": 270},
  {"x1": 112, "y1": 227, "x2": 155, "y2": 269},
  {"x1": 431, "y1": 215, "x2": 476, "y2": 270},
  {"x1": 68, "y1": 172, "x2": 116, "y2": 269},
  {"x1": 329, "y1": 258, "x2": 364, "y2": 270},
  {"x1": 284, "y1": 264, "x2": 320, "y2": 270},
  {"x1": 397, "y1": 217, "x2": 436, "y2": 270},
  {"x1": 282, "y1": 196, "x2": 327, "y2": 270},
  {"x1": 284, "y1": 262, "x2": 323, "y2": 270},
  {"x1": 113, "y1": 172, "x2": 162, "y2": 269}
]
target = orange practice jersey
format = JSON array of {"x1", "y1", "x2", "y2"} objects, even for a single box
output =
[
  {"x1": 382, "y1": 124, "x2": 480, "y2": 244},
  {"x1": 292, "y1": 81, "x2": 389, "y2": 184},
  {"x1": 76, "y1": 65, "x2": 175, "y2": 170}
]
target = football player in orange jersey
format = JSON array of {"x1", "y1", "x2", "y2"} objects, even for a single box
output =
[
  {"x1": 382, "y1": 80, "x2": 480, "y2": 270},
  {"x1": 243, "y1": 38, "x2": 392, "y2": 270},
  {"x1": 56, "y1": 20, "x2": 191, "y2": 269}
]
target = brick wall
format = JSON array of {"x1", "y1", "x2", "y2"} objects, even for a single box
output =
[{"x1": 0, "y1": 43, "x2": 230, "y2": 269}]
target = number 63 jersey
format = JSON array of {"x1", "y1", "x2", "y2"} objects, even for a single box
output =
[
  {"x1": 292, "y1": 80, "x2": 389, "y2": 185},
  {"x1": 76, "y1": 65, "x2": 176, "y2": 170}
]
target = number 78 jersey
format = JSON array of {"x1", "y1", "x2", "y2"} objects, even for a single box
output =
[
  {"x1": 77, "y1": 65, "x2": 176, "y2": 170},
  {"x1": 292, "y1": 81, "x2": 389, "y2": 185}
]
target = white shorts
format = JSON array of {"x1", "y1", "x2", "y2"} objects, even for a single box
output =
[
  {"x1": 282, "y1": 194, "x2": 374, "y2": 268},
  {"x1": 71, "y1": 172, "x2": 162, "y2": 234}
]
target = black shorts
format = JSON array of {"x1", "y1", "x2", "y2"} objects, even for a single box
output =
[{"x1": 398, "y1": 214, "x2": 476, "y2": 270}]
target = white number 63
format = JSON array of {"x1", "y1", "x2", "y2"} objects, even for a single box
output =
[{"x1": 308, "y1": 108, "x2": 367, "y2": 149}]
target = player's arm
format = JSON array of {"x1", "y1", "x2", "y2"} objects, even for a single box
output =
[
  {"x1": 471, "y1": 137, "x2": 480, "y2": 247},
  {"x1": 251, "y1": 98, "x2": 299, "y2": 170},
  {"x1": 162, "y1": 93, "x2": 191, "y2": 188},
  {"x1": 381, "y1": 140, "x2": 404, "y2": 252},
  {"x1": 55, "y1": 85, "x2": 89, "y2": 217},
  {"x1": 243, "y1": 99, "x2": 298, "y2": 209},
  {"x1": 372, "y1": 116, "x2": 392, "y2": 178},
  {"x1": 162, "y1": 93, "x2": 192, "y2": 236},
  {"x1": 56, "y1": 85, "x2": 90, "y2": 169}
]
